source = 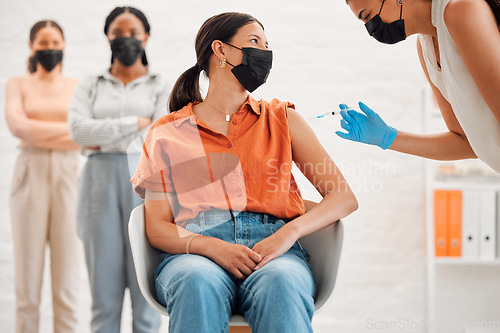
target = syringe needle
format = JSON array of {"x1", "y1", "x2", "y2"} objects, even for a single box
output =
[{"x1": 308, "y1": 111, "x2": 337, "y2": 120}]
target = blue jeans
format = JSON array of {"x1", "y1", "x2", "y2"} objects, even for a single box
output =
[{"x1": 155, "y1": 210, "x2": 316, "y2": 333}]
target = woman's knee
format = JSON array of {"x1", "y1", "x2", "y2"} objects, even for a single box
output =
[
  {"x1": 155, "y1": 254, "x2": 234, "y2": 306},
  {"x1": 252, "y1": 255, "x2": 315, "y2": 294}
]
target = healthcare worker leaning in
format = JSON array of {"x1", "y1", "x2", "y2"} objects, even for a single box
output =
[{"x1": 337, "y1": 0, "x2": 500, "y2": 172}]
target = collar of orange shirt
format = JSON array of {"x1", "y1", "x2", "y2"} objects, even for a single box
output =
[{"x1": 173, "y1": 94, "x2": 262, "y2": 128}]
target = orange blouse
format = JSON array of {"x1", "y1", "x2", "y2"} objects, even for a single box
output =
[{"x1": 130, "y1": 95, "x2": 306, "y2": 224}]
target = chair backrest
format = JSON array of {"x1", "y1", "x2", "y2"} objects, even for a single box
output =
[
  {"x1": 299, "y1": 220, "x2": 344, "y2": 313},
  {"x1": 128, "y1": 204, "x2": 169, "y2": 315}
]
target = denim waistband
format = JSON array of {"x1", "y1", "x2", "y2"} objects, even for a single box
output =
[{"x1": 188, "y1": 209, "x2": 286, "y2": 227}]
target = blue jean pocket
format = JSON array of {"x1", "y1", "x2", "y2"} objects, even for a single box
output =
[{"x1": 293, "y1": 240, "x2": 311, "y2": 262}]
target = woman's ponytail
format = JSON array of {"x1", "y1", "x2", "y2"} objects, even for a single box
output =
[
  {"x1": 28, "y1": 55, "x2": 37, "y2": 73},
  {"x1": 168, "y1": 64, "x2": 203, "y2": 112}
]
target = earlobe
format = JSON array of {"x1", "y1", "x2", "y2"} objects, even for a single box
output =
[
  {"x1": 143, "y1": 33, "x2": 150, "y2": 45},
  {"x1": 211, "y1": 40, "x2": 226, "y2": 61}
]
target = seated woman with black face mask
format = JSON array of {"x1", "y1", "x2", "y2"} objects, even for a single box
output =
[
  {"x1": 130, "y1": 12, "x2": 358, "y2": 333},
  {"x1": 68, "y1": 6, "x2": 169, "y2": 333},
  {"x1": 336, "y1": 0, "x2": 500, "y2": 173}
]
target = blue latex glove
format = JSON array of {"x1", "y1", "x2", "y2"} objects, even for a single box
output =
[{"x1": 335, "y1": 102, "x2": 397, "y2": 150}]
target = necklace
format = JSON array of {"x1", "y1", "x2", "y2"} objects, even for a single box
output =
[{"x1": 204, "y1": 99, "x2": 233, "y2": 122}]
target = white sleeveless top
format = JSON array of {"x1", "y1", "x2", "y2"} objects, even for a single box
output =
[{"x1": 418, "y1": 0, "x2": 500, "y2": 173}]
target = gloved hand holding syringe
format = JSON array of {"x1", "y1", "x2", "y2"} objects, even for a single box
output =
[{"x1": 310, "y1": 102, "x2": 398, "y2": 150}]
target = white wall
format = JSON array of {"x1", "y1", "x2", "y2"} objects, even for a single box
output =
[{"x1": 1, "y1": 0, "x2": 491, "y2": 332}]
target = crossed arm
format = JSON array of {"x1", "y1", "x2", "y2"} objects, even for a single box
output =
[{"x1": 5, "y1": 77, "x2": 79, "y2": 151}]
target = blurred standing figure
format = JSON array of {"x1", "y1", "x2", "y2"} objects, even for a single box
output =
[
  {"x1": 5, "y1": 20, "x2": 83, "y2": 333},
  {"x1": 68, "y1": 6, "x2": 167, "y2": 333}
]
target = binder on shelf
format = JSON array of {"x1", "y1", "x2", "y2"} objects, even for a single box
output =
[
  {"x1": 479, "y1": 191, "x2": 496, "y2": 260},
  {"x1": 461, "y1": 191, "x2": 480, "y2": 259},
  {"x1": 434, "y1": 190, "x2": 449, "y2": 257},
  {"x1": 448, "y1": 191, "x2": 462, "y2": 257}
]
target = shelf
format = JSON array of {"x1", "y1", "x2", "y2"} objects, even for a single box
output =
[
  {"x1": 433, "y1": 258, "x2": 500, "y2": 265},
  {"x1": 430, "y1": 180, "x2": 500, "y2": 191}
]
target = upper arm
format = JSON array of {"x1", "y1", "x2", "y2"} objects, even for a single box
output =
[
  {"x1": 145, "y1": 190, "x2": 174, "y2": 222},
  {"x1": 416, "y1": 39, "x2": 469, "y2": 139},
  {"x1": 287, "y1": 106, "x2": 351, "y2": 198},
  {"x1": 144, "y1": 190, "x2": 175, "y2": 243},
  {"x1": 68, "y1": 76, "x2": 96, "y2": 126},
  {"x1": 5, "y1": 77, "x2": 24, "y2": 137},
  {"x1": 444, "y1": 0, "x2": 500, "y2": 123}
]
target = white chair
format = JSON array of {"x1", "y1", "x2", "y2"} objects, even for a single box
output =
[{"x1": 128, "y1": 204, "x2": 343, "y2": 330}]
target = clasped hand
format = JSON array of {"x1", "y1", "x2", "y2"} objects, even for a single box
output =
[{"x1": 208, "y1": 225, "x2": 297, "y2": 280}]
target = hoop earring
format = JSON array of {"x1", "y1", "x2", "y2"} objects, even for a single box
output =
[{"x1": 220, "y1": 59, "x2": 226, "y2": 68}]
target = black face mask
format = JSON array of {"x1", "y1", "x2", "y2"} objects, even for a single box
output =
[
  {"x1": 225, "y1": 43, "x2": 273, "y2": 93},
  {"x1": 35, "y1": 50, "x2": 63, "y2": 72},
  {"x1": 110, "y1": 37, "x2": 143, "y2": 66},
  {"x1": 365, "y1": 0, "x2": 406, "y2": 45}
]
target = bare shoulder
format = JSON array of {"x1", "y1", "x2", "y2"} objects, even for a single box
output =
[
  {"x1": 444, "y1": 0, "x2": 492, "y2": 28},
  {"x1": 66, "y1": 77, "x2": 79, "y2": 85},
  {"x1": 6, "y1": 75, "x2": 30, "y2": 88},
  {"x1": 285, "y1": 105, "x2": 305, "y2": 130},
  {"x1": 5, "y1": 76, "x2": 31, "y2": 98},
  {"x1": 64, "y1": 77, "x2": 80, "y2": 89},
  {"x1": 285, "y1": 105, "x2": 318, "y2": 142},
  {"x1": 285, "y1": 105, "x2": 303, "y2": 123}
]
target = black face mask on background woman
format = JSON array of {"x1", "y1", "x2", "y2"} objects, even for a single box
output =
[
  {"x1": 35, "y1": 50, "x2": 63, "y2": 72},
  {"x1": 225, "y1": 43, "x2": 273, "y2": 92},
  {"x1": 365, "y1": 0, "x2": 406, "y2": 45},
  {"x1": 110, "y1": 37, "x2": 143, "y2": 66}
]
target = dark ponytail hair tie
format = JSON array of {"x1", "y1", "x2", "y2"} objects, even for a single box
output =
[{"x1": 194, "y1": 63, "x2": 203, "y2": 71}]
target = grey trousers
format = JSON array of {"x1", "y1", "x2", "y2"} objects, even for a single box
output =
[{"x1": 77, "y1": 153, "x2": 161, "y2": 333}]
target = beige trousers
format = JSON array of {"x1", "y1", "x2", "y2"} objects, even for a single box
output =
[{"x1": 10, "y1": 147, "x2": 84, "y2": 333}]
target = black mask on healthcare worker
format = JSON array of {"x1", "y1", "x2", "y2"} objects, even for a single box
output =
[
  {"x1": 35, "y1": 50, "x2": 63, "y2": 72},
  {"x1": 365, "y1": 0, "x2": 406, "y2": 45},
  {"x1": 225, "y1": 43, "x2": 273, "y2": 93},
  {"x1": 110, "y1": 37, "x2": 143, "y2": 66}
]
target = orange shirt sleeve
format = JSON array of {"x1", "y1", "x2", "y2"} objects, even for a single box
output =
[{"x1": 130, "y1": 122, "x2": 174, "y2": 199}]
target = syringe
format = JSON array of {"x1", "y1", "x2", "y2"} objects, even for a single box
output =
[{"x1": 308, "y1": 111, "x2": 337, "y2": 120}]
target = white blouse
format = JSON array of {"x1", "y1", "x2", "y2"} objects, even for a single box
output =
[
  {"x1": 418, "y1": 0, "x2": 500, "y2": 173},
  {"x1": 69, "y1": 70, "x2": 170, "y2": 156}
]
